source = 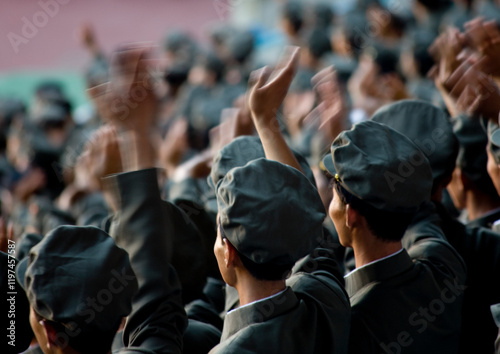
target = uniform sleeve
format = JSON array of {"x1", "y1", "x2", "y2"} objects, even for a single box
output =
[{"x1": 105, "y1": 168, "x2": 187, "y2": 354}]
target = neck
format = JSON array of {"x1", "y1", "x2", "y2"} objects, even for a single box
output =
[
  {"x1": 235, "y1": 272, "x2": 286, "y2": 306},
  {"x1": 352, "y1": 234, "x2": 402, "y2": 269},
  {"x1": 466, "y1": 188, "x2": 500, "y2": 221}
]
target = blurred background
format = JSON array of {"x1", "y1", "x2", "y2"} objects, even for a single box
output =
[{"x1": 0, "y1": 0, "x2": 226, "y2": 108}]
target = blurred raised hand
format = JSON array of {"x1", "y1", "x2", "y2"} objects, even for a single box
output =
[
  {"x1": 305, "y1": 66, "x2": 349, "y2": 142},
  {"x1": 464, "y1": 18, "x2": 500, "y2": 79},
  {"x1": 87, "y1": 45, "x2": 160, "y2": 171}
]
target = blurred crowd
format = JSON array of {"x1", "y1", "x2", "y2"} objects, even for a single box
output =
[{"x1": 4, "y1": 0, "x2": 500, "y2": 353}]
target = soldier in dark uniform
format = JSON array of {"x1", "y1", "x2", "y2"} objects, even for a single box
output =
[
  {"x1": 210, "y1": 158, "x2": 350, "y2": 353},
  {"x1": 322, "y1": 120, "x2": 466, "y2": 353},
  {"x1": 370, "y1": 100, "x2": 500, "y2": 353},
  {"x1": 450, "y1": 114, "x2": 500, "y2": 228}
]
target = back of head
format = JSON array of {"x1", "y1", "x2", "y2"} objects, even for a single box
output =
[
  {"x1": 416, "y1": 0, "x2": 452, "y2": 13},
  {"x1": 216, "y1": 159, "x2": 325, "y2": 272},
  {"x1": 305, "y1": 27, "x2": 332, "y2": 60},
  {"x1": 322, "y1": 120, "x2": 433, "y2": 241},
  {"x1": 371, "y1": 100, "x2": 459, "y2": 193},
  {"x1": 283, "y1": 1, "x2": 304, "y2": 35},
  {"x1": 453, "y1": 114, "x2": 498, "y2": 197},
  {"x1": 17, "y1": 226, "x2": 138, "y2": 353}
]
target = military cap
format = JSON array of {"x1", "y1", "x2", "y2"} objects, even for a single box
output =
[
  {"x1": 208, "y1": 135, "x2": 316, "y2": 189},
  {"x1": 321, "y1": 120, "x2": 432, "y2": 213},
  {"x1": 162, "y1": 30, "x2": 194, "y2": 53},
  {"x1": 226, "y1": 29, "x2": 254, "y2": 64},
  {"x1": 452, "y1": 114, "x2": 491, "y2": 185},
  {"x1": 17, "y1": 226, "x2": 137, "y2": 335},
  {"x1": 216, "y1": 158, "x2": 325, "y2": 266},
  {"x1": 371, "y1": 99, "x2": 458, "y2": 182},
  {"x1": 32, "y1": 103, "x2": 67, "y2": 125}
]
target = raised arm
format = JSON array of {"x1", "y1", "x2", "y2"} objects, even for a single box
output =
[
  {"x1": 90, "y1": 45, "x2": 187, "y2": 353},
  {"x1": 247, "y1": 46, "x2": 303, "y2": 172}
]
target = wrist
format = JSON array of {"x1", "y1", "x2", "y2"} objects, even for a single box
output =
[{"x1": 119, "y1": 132, "x2": 156, "y2": 171}]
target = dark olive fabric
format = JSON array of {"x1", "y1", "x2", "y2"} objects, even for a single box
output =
[
  {"x1": 371, "y1": 99, "x2": 458, "y2": 182},
  {"x1": 17, "y1": 226, "x2": 137, "y2": 334},
  {"x1": 209, "y1": 135, "x2": 316, "y2": 190},
  {"x1": 216, "y1": 158, "x2": 325, "y2": 266},
  {"x1": 106, "y1": 168, "x2": 187, "y2": 353},
  {"x1": 434, "y1": 201, "x2": 500, "y2": 353},
  {"x1": 322, "y1": 120, "x2": 432, "y2": 213},
  {"x1": 452, "y1": 114, "x2": 490, "y2": 185},
  {"x1": 211, "y1": 251, "x2": 350, "y2": 353},
  {"x1": 346, "y1": 238, "x2": 466, "y2": 354}
]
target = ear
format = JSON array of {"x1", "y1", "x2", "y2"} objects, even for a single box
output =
[
  {"x1": 40, "y1": 319, "x2": 58, "y2": 350},
  {"x1": 224, "y1": 239, "x2": 238, "y2": 267},
  {"x1": 346, "y1": 204, "x2": 358, "y2": 228},
  {"x1": 458, "y1": 168, "x2": 472, "y2": 191}
]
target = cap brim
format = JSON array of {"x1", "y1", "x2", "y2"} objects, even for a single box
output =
[
  {"x1": 16, "y1": 257, "x2": 28, "y2": 291},
  {"x1": 320, "y1": 153, "x2": 336, "y2": 176},
  {"x1": 492, "y1": 129, "x2": 500, "y2": 148}
]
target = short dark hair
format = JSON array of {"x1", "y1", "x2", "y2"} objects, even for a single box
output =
[
  {"x1": 219, "y1": 225, "x2": 293, "y2": 281},
  {"x1": 200, "y1": 53, "x2": 225, "y2": 83},
  {"x1": 283, "y1": 1, "x2": 304, "y2": 34},
  {"x1": 306, "y1": 28, "x2": 332, "y2": 59},
  {"x1": 334, "y1": 181, "x2": 414, "y2": 242},
  {"x1": 34, "y1": 311, "x2": 119, "y2": 354}
]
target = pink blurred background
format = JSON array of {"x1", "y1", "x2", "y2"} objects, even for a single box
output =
[{"x1": 0, "y1": 0, "x2": 224, "y2": 72}]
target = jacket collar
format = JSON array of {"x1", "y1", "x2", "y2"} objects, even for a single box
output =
[
  {"x1": 345, "y1": 249, "x2": 413, "y2": 296},
  {"x1": 221, "y1": 287, "x2": 298, "y2": 341}
]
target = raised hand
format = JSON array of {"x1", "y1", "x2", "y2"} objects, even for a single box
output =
[
  {"x1": 464, "y1": 18, "x2": 500, "y2": 78},
  {"x1": 247, "y1": 46, "x2": 299, "y2": 121},
  {"x1": 306, "y1": 66, "x2": 348, "y2": 141},
  {"x1": 87, "y1": 45, "x2": 159, "y2": 132},
  {"x1": 445, "y1": 58, "x2": 500, "y2": 120},
  {"x1": 74, "y1": 125, "x2": 123, "y2": 191},
  {"x1": 429, "y1": 27, "x2": 466, "y2": 89},
  {"x1": 87, "y1": 45, "x2": 161, "y2": 171},
  {"x1": 246, "y1": 46, "x2": 303, "y2": 171}
]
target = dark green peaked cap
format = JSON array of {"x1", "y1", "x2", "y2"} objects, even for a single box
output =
[
  {"x1": 322, "y1": 120, "x2": 432, "y2": 213},
  {"x1": 217, "y1": 158, "x2": 325, "y2": 266},
  {"x1": 371, "y1": 99, "x2": 458, "y2": 182},
  {"x1": 209, "y1": 135, "x2": 316, "y2": 189}
]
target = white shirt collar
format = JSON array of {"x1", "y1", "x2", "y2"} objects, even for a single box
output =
[
  {"x1": 344, "y1": 248, "x2": 404, "y2": 278},
  {"x1": 228, "y1": 287, "x2": 288, "y2": 314}
]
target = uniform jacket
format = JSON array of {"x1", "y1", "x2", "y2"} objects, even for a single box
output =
[
  {"x1": 210, "y1": 249, "x2": 351, "y2": 353},
  {"x1": 346, "y1": 202, "x2": 467, "y2": 353},
  {"x1": 435, "y1": 201, "x2": 500, "y2": 354},
  {"x1": 106, "y1": 168, "x2": 188, "y2": 353}
]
